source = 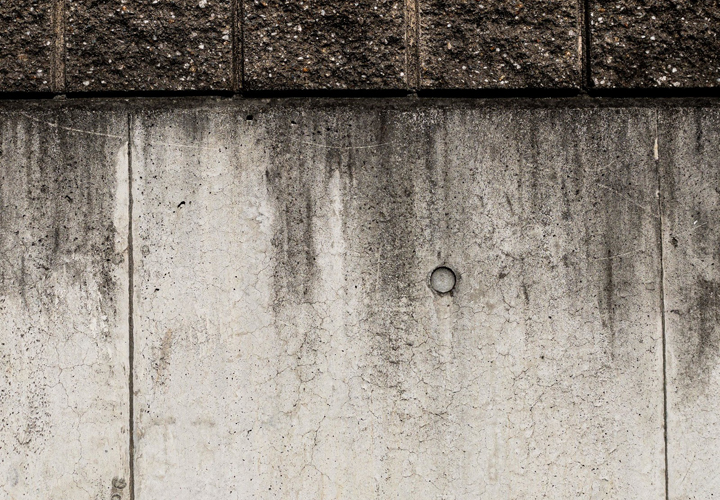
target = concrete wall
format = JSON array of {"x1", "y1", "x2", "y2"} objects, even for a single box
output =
[
  {"x1": 1, "y1": 0, "x2": 718, "y2": 92},
  {"x1": 0, "y1": 106, "x2": 130, "y2": 498},
  {"x1": 1, "y1": 98, "x2": 719, "y2": 499}
]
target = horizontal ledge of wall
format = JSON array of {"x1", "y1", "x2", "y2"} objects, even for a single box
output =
[
  {"x1": 2, "y1": 97, "x2": 720, "y2": 116},
  {"x1": 2, "y1": 88, "x2": 720, "y2": 103}
]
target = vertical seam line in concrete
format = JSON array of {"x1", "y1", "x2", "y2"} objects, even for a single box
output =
[
  {"x1": 655, "y1": 108, "x2": 669, "y2": 500},
  {"x1": 581, "y1": 0, "x2": 591, "y2": 90},
  {"x1": 51, "y1": 0, "x2": 66, "y2": 92},
  {"x1": 405, "y1": 0, "x2": 420, "y2": 89},
  {"x1": 127, "y1": 112, "x2": 136, "y2": 500}
]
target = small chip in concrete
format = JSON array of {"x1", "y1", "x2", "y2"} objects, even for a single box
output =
[{"x1": 430, "y1": 266, "x2": 456, "y2": 293}]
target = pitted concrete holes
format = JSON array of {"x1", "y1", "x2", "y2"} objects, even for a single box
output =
[
  {"x1": 110, "y1": 477, "x2": 126, "y2": 499},
  {"x1": 430, "y1": 266, "x2": 456, "y2": 294}
]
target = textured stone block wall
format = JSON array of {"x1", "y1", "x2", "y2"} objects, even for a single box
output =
[{"x1": 1, "y1": 0, "x2": 718, "y2": 92}]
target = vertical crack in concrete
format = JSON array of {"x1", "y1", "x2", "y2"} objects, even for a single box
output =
[
  {"x1": 51, "y1": 0, "x2": 66, "y2": 92},
  {"x1": 405, "y1": 0, "x2": 420, "y2": 89},
  {"x1": 127, "y1": 112, "x2": 136, "y2": 500},
  {"x1": 655, "y1": 108, "x2": 669, "y2": 500}
]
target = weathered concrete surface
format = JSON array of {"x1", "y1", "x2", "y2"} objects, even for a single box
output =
[
  {"x1": 132, "y1": 102, "x2": 664, "y2": 498},
  {"x1": 0, "y1": 1, "x2": 53, "y2": 92},
  {"x1": 13, "y1": 99, "x2": 720, "y2": 499},
  {"x1": 591, "y1": 0, "x2": 720, "y2": 88},
  {"x1": 0, "y1": 107, "x2": 130, "y2": 498},
  {"x1": 243, "y1": 1, "x2": 406, "y2": 89},
  {"x1": 66, "y1": 0, "x2": 233, "y2": 91},
  {"x1": 419, "y1": 0, "x2": 581, "y2": 88},
  {"x1": 660, "y1": 108, "x2": 720, "y2": 499}
]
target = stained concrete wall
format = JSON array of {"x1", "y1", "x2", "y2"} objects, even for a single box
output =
[
  {"x1": 660, "y1": 108, "x2": 720, "y2": 499},
  {"x1": 1, "y1": 99, "x2": 719, "y2": 499},
  {"x1": 0, "y1": 106, "x2": 130, "y2": 498}
]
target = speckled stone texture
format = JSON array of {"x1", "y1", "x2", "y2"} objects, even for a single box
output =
[
  {"x1": 419, "y1": 0, "x2": 581, "y2": 88},
  {"x1": 243, "y1": 0, "x2": 406, "y2": 90},
  {"x1": 66, "y1": 0, "x2": 233, "y2": 91},
  {"x1": 591, "y1": 0, "x2": 720, "y2": 88},
  {"x1": 0, "y1": 1, "x2": 53, "y2": 91}
]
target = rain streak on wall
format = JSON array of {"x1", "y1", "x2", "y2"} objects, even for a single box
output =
[{"x1": 2, "y1": 100, "x2": 720, "y2": 499}]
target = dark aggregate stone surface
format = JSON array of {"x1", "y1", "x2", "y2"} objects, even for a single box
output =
[
  {"x1": 591, "y1": 0, "x2": 720, "y2": 88},
  {"x1": 419, "y1": 0, "x2": 581, "y2": 89},
  {"x1": 244, "y1": 0, "x2": 406, "y2": 90},
  {"x1": 66, "y1": 0, "x2": 233, "y2": 91},
  {"x1": 0, "y1": 1, "x2": 53, "y2": 91}
]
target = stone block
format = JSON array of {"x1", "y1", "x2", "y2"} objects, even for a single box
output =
[
  {"x1": 243, "y1": 0, "x2": 406, "y2": 90},
  {"x1": 419, "y1": 0, "x2": 581, "y2": 88},
  {"x1": 591, "y1": 0, "x2": 720, "y2": 88},
  {"x1": 66, "y1": 0, "x2": 233, "y2": 91},
  {"x1": 0, "y1": 1, "x2": 54, "y2": 91}
]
